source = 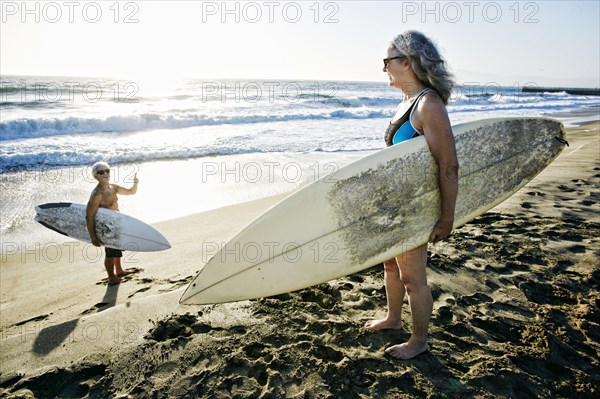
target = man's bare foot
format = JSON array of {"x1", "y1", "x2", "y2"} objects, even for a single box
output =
[
  {"x1": 363, "y1": 318, "x2": 403, "y2": 331},
  {"x1": 385, "y1": 341, "x2": 429, "y2": 360},
  {"x1": 116, "y1": 267, "x2": 143, "y2": 277},
  {"x1": 108, "y1": 276, "x2": 122, "y2": 285}
]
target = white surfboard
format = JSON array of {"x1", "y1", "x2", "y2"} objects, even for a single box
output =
[
  {"x1": 35, "y1": 203, "x2": 171, "y2": 252},
  {"x1": 180, "y1": 118, "x2": 567, "y2": 305}
]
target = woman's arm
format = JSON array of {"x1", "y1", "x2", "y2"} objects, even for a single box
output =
[{"x1": 415, "y1": 93, "x2": 459, "y2": 243}]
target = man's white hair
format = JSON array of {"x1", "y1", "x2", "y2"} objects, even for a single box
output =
[{"x1": 92, "y1": 162, "x2": 110, "y2": 177}]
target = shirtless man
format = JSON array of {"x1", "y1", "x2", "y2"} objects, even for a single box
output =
[{"x1": 86, "y1": 162, "x2": 139, "y2": 284}]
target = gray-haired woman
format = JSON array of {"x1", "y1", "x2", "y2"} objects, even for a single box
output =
[{"x1": 363, "y1": 31, "x2": 459, "y2": 360}]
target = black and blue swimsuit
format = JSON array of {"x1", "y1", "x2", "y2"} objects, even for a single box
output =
[{"x1": 384, "y1": 89, "x2": 432, "y2": 147}]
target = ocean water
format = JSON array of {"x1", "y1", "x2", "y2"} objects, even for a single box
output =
[{"x1": 1, "y1": 76, "x2": 599, "y2": 251}]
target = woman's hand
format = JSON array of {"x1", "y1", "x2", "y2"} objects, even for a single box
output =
[{"x1": 429, "y1": 218, "x2": 453, "y2": 243}]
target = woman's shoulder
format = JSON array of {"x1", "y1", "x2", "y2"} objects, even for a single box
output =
[
  {"x1": 421, "y1": 89, "x2": 443, "y2": 102},
  {"x1": 412, "y1": 89, "x2": 450, "y2": 133},
  {"x1": 416, "y1": 90, "x2": 447, "y2": 115}
]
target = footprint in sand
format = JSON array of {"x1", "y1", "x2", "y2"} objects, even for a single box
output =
[
  {"x1": 521, "y1": 202, "x2": 533, "y2": 209},
  {"x1": 243, "y1": 342, "x2": 270, "y2": 360},
  {"x1": 579, "y1": 199, "x2": 595, "y2": 206},
  {"x1": 349, "y1": 274, "x2": 365, "y2": 283},
  {"x1": 117, "y1": 267, "x2": 144, "y2": 280},
  {"x1": 80, "y1": 302, "x2": 109, "y2": 315},
  {"x1": 96, "y1": 267, "x2": 144, "y2": 285},
  {"x1": 127, "y1": 286, "x2": 151, "y2": 298},
  {"x1": 14, "y1": 314, "x2": 50, "y2": 326},
  {"x1": 526, "y1": 191, "x2": 546, "y2": 197},
  {"x1": 435, "y1": 305, "x2": 453, "y2": 324},
  {"x1": 153, "y1": 276, "x2": 194, "y2": 293},
  {"x1": 557, "y1": 184, "x2": 576, "y2": 193},
  {"x1": 571, "y1": 179, "x2": 588, "y2": 186},
  {"x1": 458, "y1": 293, "x2": 493, "y2": 306}
]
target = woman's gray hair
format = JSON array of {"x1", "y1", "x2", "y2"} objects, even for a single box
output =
[{"x1": 391, "y1": 30, "x2": 454, "y2": 104}]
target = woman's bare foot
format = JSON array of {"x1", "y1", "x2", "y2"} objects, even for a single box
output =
[
  {"x1": 385, "y1": 340, "x2": 429, "y2": 360},
  {"x1": 363, "y1": 318, "x2": 403, "y2": 331}
]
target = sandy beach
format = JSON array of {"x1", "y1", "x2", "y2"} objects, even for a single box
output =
[{"x1": 1, "y1": 121, "x2": 598, "y2": 398}]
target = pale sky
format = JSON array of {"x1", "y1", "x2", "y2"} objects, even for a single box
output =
[{"x1": 1, "y1": 1, "x2": 599, "y2": 87}]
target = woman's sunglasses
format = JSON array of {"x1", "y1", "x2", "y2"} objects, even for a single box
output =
[{"x1": 383, "y1": 56, "x2": 406, "y2": 68}]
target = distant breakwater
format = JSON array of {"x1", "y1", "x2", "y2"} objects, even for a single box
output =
[{"x1": 523, "y1": 86, "x2": 600, "y2": 96}]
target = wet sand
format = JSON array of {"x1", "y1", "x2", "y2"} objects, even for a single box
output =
[{"x1": 1, "y1": 121, "x2": 598, "y2": 398}]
